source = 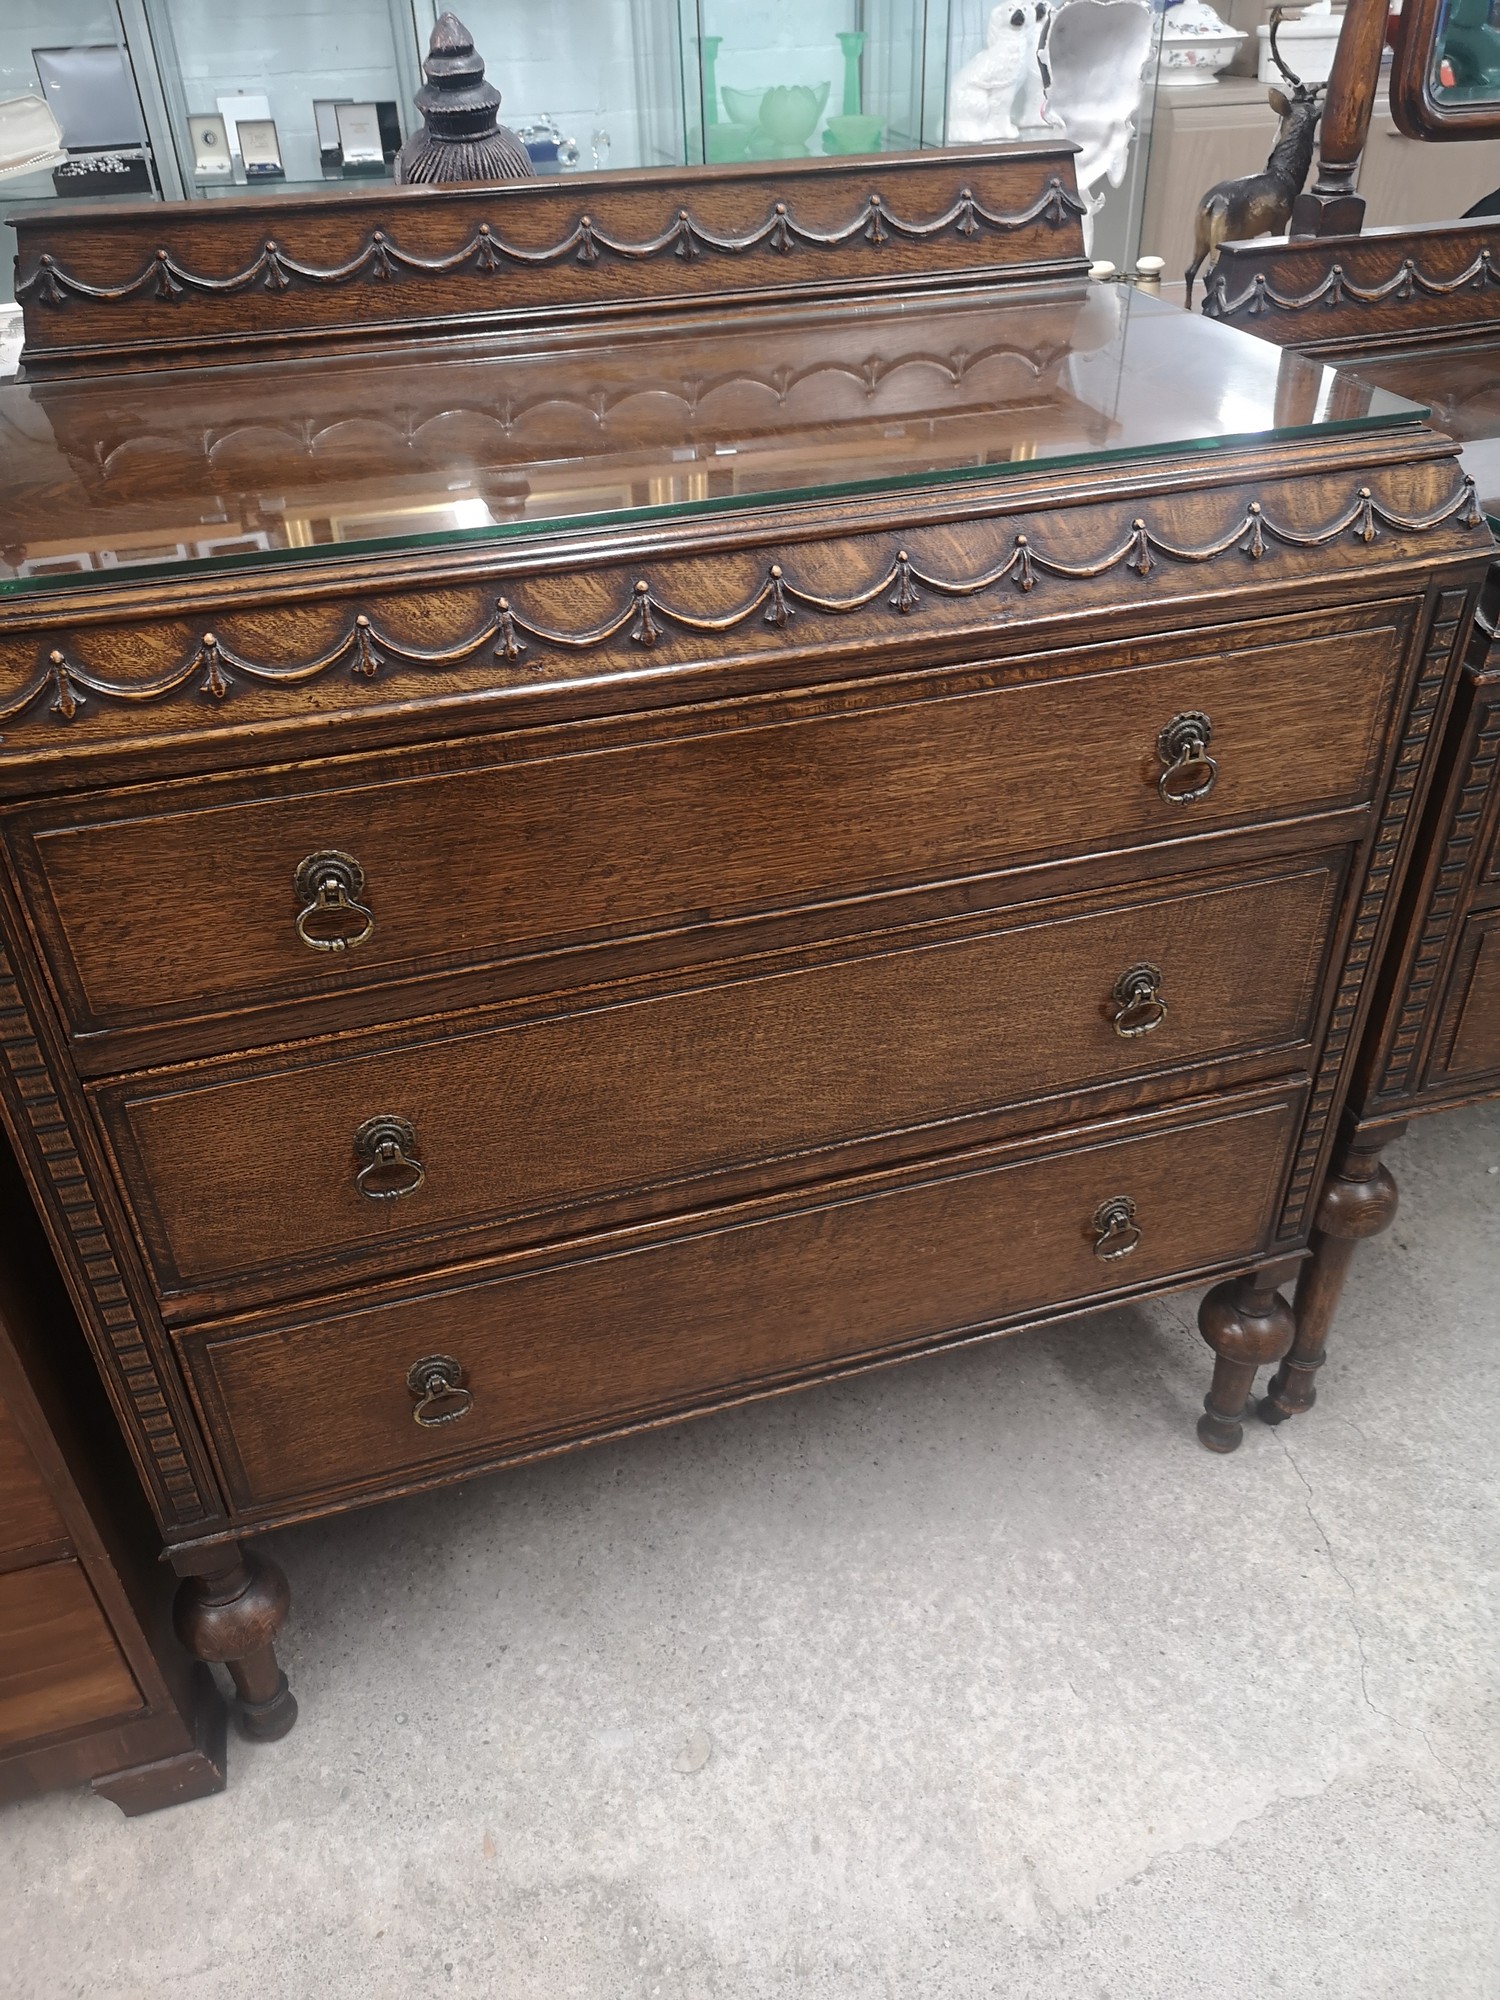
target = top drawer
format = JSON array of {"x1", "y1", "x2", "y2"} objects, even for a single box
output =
[{"x1": 9, "y1": 605, "x2": 1410, "y2": 1056}]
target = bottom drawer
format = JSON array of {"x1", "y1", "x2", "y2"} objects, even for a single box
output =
[
  {"x1": 183, "y1": 1083, "x2": 1305, "y2": 1515},
  {"x1": 1433, "y1": 911, "x2": 1500, "y2": 1087},
  {"x1": 0, "y1": 1561, "x2": 142, "y2": 1749}
]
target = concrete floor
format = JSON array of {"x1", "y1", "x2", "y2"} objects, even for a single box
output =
[{"x1": 3, "y1": 1105, "x2": 1497, "y2": 1999}]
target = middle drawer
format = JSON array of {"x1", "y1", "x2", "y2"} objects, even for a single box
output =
[{"x1": 94, "y1": 856, "x2": 1343, "y2": 1319}]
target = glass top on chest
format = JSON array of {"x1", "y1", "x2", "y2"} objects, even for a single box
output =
[
  {"x1": 1331, "y1": 339, "x2": 1500, "y2": 518},
  {"x1": 0, "y1": 285, "x2": 1425, "y2": 597}
]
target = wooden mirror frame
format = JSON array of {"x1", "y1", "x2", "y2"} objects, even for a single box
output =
[{"x1": 1390, "y1": 0, "x2": 1500, "y2": 142}]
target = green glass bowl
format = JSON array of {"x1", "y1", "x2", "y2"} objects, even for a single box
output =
[
  {"x1": 706, "y1": 121, "x2": 755, "y2": 162},
  {"x1": 823, "y1": 113, "x2": 884, "y2": 154},
  {"x1": 758, "y1": 81, "x2": 831, "y2": 148},
  {"x1": 720, "y1": 85, "x2": 767, "y2": 128}
]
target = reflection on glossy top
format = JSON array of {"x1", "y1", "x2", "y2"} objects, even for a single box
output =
[
  {"x1": 0, "y1": 284, "x2": 1424, "y2": 597},
  {"x1": 1337, "y1": 338, "x2": 1500, "y2": 514},
  {"x1": 1434, "y1": 0, "x2": 1500, "y2": 103}
]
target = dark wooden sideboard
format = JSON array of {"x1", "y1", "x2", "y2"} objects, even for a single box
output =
[
  {"x1": 1204, "y1": 215, "x2": 1500, "y2": 1430},
  {"x1": 1, "y1": 148, "x2": 1492, "y2": 1737},
  {"x1": 0, "y1": 1130, "x2": 226, "y2": 1812}
]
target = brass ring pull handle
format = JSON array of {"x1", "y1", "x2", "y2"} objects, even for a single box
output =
[
  {"x1": 1156, "y1": 712, "x2": 1218, "y2": 805},
  {"x1": 294, "y1": 850, "x2": 375, "y2": 953},
  {"x1": 406, "y1": 1354, "x2": 473, "y2": 1428},
  {"x1": 1092, "y1": 1195, "x2": 1142, "y2": 1262},
  {"x1": 354, "y1": 1116, "x2": 425, "y2": 1201},
  {"x1": 1110, "y1": 963, "x2": 1168, "y2": 1040}
]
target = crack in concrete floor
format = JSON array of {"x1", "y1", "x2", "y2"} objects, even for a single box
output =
[{"x1": 1275, "y1": 1421, "x2": 1495, "y2": 1834}]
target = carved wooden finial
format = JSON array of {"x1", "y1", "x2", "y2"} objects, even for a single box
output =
[{"x1": 394, "y1": 13, "x2": 533, "y2": 186}]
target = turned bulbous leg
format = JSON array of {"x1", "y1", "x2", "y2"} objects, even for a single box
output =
[
  {"x1": 173, "y1": 1544, "x2": 298, "y2": 1742},
  {"x1": 1197, "y1": 1269, "x2": 1295, "y2": 1453},
  {"x1": 1261, "y1": 1130, "x2": 1401, "y2": 1428}
]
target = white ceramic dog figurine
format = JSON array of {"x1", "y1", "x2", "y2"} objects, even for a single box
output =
[
  {"x1": 948, "y1": 4, "x2": 1033, "y2": 143},
  {"x1": 1013, "y1": 2, "x2": 1060, "y2": 135}
]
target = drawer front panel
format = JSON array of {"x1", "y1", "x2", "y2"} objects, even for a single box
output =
[
  {"x1": 1477, "y1": 686, "x2": 1500, "y2": 890},
  {"x1": 101, "y1": 862, "x2": 1340, "y2": 1310},
  {"x1": 0, "y1": 1561, "x2": 141, "y2": 1749},
  {"x1": 183, "y1": 1087, "x2": 1302, "y2": 1513},
  {"x1": 18, "y1": 608, "x2": 1406, "y2": 1046},
  {"x1": 0, "y1": 1393, "x2": 68, "y2": 1566},
  {"x1": 1432, "y1": 911, "x2": 1500, "y2": 1086}
]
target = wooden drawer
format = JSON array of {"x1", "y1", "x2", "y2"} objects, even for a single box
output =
[
  {"x1": 1432, "y1": 911, "x2": 1500, "y2": 1087},
  {"x1": 0, "y1": 1392, "x2": 68, "y2": 1567},
  {"x1": 0, "y1": 1560, "x2": 142, "y2": 1749},
  {"x1": 99, "y1": 858, "x2": 1342, "y2": 1318},
  {"x1": 181, "y1": 1083, "x2": 1303, "y2": 1514},
  {"x1": 13, "y1": 606, "x2": 1407, "y2": 1055}
]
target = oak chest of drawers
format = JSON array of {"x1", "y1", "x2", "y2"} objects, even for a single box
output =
[
  {"x1": 0, "y1": 1130, "x2": 226, "y2": 1813},
  {"x1": 1205, "y1": 219, "x2": 1500, "y2": 1430},
  {"x1": 0, "y1": 147, "x2": 1491, "y2": 1746}
]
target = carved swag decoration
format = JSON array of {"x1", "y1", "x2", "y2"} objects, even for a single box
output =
[
  {"x1": 1204, "y1": 247, "x2": 1500, "y2": 321},
  {"x1": 4, "y1": 477, "x2": 1483, "y2": 732},
  {"x1": 17, "y1": 181, "x2": 1086, "y2": 312}
]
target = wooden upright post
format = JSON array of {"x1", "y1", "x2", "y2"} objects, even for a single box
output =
[{"x1": 1290, "y1": 0, "x2": 1389, "y2": 236}]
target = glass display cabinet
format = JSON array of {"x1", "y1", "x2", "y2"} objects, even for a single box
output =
[
  {"x1": 437, "y1": 0, "x2": 681, "y2": 172},
  {"x1": 2, "y1": 0, "x2": 1168, "y2": 303},
  {"x1": 1193, "y1": 0, "x2": 1500, "y2": 1447},
  {"x1": 141, "y1": 0, "x2": 422, "y2": 194},
  {"x1": 0, "y1": 1, "x2": 175, "y2": 304},
  {"x1": 681, "y1": 0, "x2": 944, "y2": 164}
]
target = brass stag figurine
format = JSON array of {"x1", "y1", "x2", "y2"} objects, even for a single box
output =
[{"x1": 1184, "y1": 10, "x2": 1326, "y2": 308}]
